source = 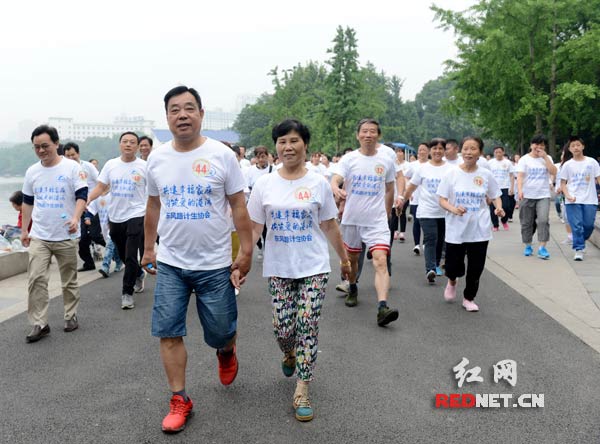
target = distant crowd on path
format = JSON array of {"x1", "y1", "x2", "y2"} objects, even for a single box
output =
[{"x1": 14, "y1": 84, "x2": 600, "y2": 434}]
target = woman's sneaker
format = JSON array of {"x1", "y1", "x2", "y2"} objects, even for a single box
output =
[
  {"x1": 293, "y1": 385, "x2": 313, "y2": 422},
  {"x1": 462, "y1": 298, "x2": 479, "y2": 312}
]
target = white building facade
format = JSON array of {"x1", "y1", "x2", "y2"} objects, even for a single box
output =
[{"x1": 48, "y1": 115, "x2": 154, "y2": 141}]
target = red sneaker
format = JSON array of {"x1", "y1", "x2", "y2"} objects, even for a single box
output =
[
  {"x1": 217, "y1": 346, "x2": 238, "y2": 385},
  {"x1": 162, "y1": 394, "x2": 193, "y2": 433}
]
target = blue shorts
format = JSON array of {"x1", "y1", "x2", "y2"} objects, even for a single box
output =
[{"x1": 151, "y1": 262, "x2": 237, "y2": 349}]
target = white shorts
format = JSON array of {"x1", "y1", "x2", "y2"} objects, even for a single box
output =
[{"x1": 341, "y1": 224, "x2": 390, "y2": 255}]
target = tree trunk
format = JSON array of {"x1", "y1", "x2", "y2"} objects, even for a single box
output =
[
  {"x1": 529, "y1": 32, "x2": 543, "y2": 135},
  {"x1": 548, "y1": 3, "x2": 558, "y2": 158}
]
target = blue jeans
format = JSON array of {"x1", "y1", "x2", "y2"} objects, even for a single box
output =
[
  {"x1": 419, "y1": 218, "x2": 445, "y2": 272},
  {"x1": 565, "y1": 204, "x2": 597, "y2": 251},
  {"x1": 102, "y1": 239, "x2": 123, "y2": 270},
  {"x1": 151, "y1": 262, "x2": 237, "y2": 349}
]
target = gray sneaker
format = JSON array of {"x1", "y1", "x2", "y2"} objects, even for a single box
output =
[
  {"x1": 121, "y1": 294, "x2": 135, "y2": 310},
  {"x1": 335, "y1": 281, "x2": 350, "y2": 293},
  {"x1": 134, "y1": 270, "x2": 146, "y2": 293}
]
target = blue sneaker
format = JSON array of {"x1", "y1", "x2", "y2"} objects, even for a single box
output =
[
  {"x1": 293, "y1": 386, "x2": 313, "y2": 422},
  {"x1": 523, "y1": 245, "x2": 533, "y2": 256},
  {"x1": 537, "y1": 246, "x2": 550, "y2": 260},
  {"x1": 435, "y1": 266, "x2": 443, "y2": 276}
]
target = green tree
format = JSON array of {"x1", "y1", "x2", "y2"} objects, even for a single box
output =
[
  {"x1": 322, "y1": 26, "x2": 361, "y2": 150},
  {"x1": 433, "y1": 0, "x2": 600, "y2": 156}
]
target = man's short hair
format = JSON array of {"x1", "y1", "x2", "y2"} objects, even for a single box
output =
[
  {"x1": 119, "y1": 131, "x2": 139, "y2": 143},
  {"x1": 493, "y1": 146, "x2": 505, "y2": 152},
  {"x1": 356, "y1": 118, "x2": 381, "y2": 135},
  {"x1": 164, "y1": 86, "x2": 203, "y2": 112},
  {"x1": 63, "y1": 142, "x2": 80, "y2": 154},
  {"x1": 271, "y1": 119, "x2": 311, "y2": 146},
  {"x1": 139, "y1": 136, "x2": 153, "y2": 147},
  {"x1": 31, "y1": 125, "x2": 59, "y2": 143},
  {"x1": 530, "y1": 134, "x2": 548, "y2": 146}
]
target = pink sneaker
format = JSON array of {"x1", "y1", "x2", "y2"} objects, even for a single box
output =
[
  {"x1": 502, "y1": 222, "x2": 509, "y2": 231},
  {"x1": 492, "y1": 227, "x2": 499, "y2": 232},
  {"x1": 462, "y1": 299, "x2": 479, "y2": 312},
  {"x1": 444, "y1": 282, "x2": 457, "y2": 302}
]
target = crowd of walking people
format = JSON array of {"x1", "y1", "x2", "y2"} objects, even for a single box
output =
[{"x1": 15, "y1": 85, "x2": 600, "y2": 433}]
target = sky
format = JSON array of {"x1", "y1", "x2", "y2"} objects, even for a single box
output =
[{"x1": 0, "y1": 0, "x2": 474, "y2": 141}]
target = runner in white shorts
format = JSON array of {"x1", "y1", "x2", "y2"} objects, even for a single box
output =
[{"x1": 331, "y1": 118, "x2": 399, "y2": 327}]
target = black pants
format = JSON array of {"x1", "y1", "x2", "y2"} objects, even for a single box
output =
[
  {"x1": 399, "y1": 200, "x2": 410, "y2": 232},
  {"x1": 109, "y1": 216, "x2": 144, "y2": 296},
  {"x1": 410, "y1": 204, "x2": 421, "y2": 245},
  {"x1": 79, "y1": 214, "x2": 105, "y2": 268},
  {"x1": 445, "y1": 241, "x2": 488, "y2": 301},
  {"x1": 506, "y1": 194, "x2": 516, "y2": 220},
  {"x1": 390, "y1": 200, "x2": 410, "y2": 234},
  {"x1": 490, "y1": 188, "x2": 511, "y2": 227}
]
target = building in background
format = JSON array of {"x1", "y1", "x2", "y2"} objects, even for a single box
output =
[
  {"x1": 47, "y1": 115, "x2": 154, "y2": 141},
  {"x1": 202, "y1": 109, "x2": 237, "y2": 131}
]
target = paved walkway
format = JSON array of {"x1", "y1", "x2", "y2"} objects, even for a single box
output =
[
  {"x1": 2, "y1": 211, "x2": 599, "y2": 351},
  {"x1": 2, "y1": 214, "x2": 600, "y2": 443}
]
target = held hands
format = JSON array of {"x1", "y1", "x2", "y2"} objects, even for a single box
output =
[
  {"x1": 230, "y1": 251, "x2": 252, "y2": 289},
  {"x1": 333, "y1": 187, "x2": 347, "y2": 201},
  {"x1": 566, "y1": 195, "x2": 576, "y2": 203},
  {"x1": 494, "y1": 208, "x2": 505, "y2": 218},
  {"x1": 453, "y1": 205, "x2": 467, "y2": 216}
]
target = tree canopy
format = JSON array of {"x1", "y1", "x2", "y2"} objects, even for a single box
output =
[
  {"x1": 233, "y1": 26, "x2": 479, "y2": 156},
  {"x1": 432, "y1": 0, "x2": 600, "y2": 156}
]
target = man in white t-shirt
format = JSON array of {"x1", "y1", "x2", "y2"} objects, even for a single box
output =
[
  {"x1": 141, "y1": 86, "x2": 253, "y2": 434},
  {"x1": 139, "y1": 136, "x2": 154, "y2": 161},
  {"x1": 559, "y1": 136, "x2": 600, "y2": 260},
  {"x1": 487, "y1": 146, "x2": 514, "y2": 231},
  {"x1": 443, "y1": 139, "x2": 461, "y2": 165},
  {"x1": 244, "y1": 146, "x2": 273, "y2": 191},
  {"x1": 516, "y1": 134, "x2": 557, "y2": 259},
  {"x1": 331, "y1": 118, "x2": 399, "y2": 327},
  {"x1": 88, "y1": 132, "x2": 147, "y2": 309},
  {"x1": 64, "y1": 142, "x2": 106, "y2": 271},
  {"x1": 20, "y1": 125, "x2": 88, "y2": 343}
]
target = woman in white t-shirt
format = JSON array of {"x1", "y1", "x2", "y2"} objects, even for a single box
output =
[
  {"x1": 404, "y1": 143, "x2": 430, "y2": 255},
  {"x1": 437, "y1": 136, "x2": 504, "y2": 312},
  {"x1": 559, "y1": 136, "x2": 600, "y2": 260},
  {"x1": 403, "y1": 138, "x2": 454, "y2": 284},
  {"x1": 247, "y1": 119, "x2": 350, "y2": 423}
]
